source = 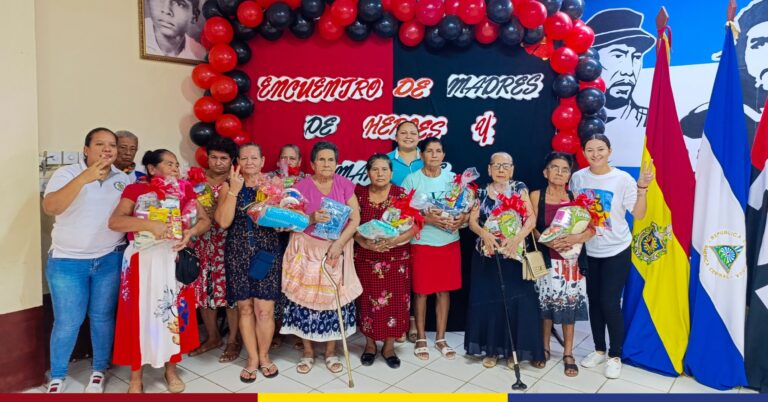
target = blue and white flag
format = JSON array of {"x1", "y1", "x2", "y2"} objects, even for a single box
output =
[{"x1": 684, "y1": 26, "x2": 750, "y2": 390}]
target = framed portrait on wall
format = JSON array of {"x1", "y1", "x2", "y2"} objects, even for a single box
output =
[{"x1": 139, "y1": 0, "x2": 206, "y2": 65}]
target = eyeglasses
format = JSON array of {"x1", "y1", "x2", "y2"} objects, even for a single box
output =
[
  {"x1": 547, "y1": 166, "x2": 571, "y2": 174},
  {"x1": 489, "y1": 163, "x2": 513, "y2": 171}
]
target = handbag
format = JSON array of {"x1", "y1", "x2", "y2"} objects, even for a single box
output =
[
  {"x1": 521, "y1": 234, "x2": 548, "y2": 281},
  {"x1": 246, "y1": 215, "x2": 275, "y2": 280},
  {"x1": 176, "y1": 247, "x2": 200, "y2": 285}
]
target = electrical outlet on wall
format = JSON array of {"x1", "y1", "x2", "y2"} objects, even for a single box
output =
[
  {"x1": 63, "y1": 151, "x2": 79, "y2": 165},
  {"x1": 46, "y1": 151, "x2": 62, "y2": 165}
]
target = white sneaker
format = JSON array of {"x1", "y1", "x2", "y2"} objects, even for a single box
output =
[
  {"x1": 46, "y1": 378, "x2": 65, "y2": 393},
  {"x1": 84, "y1": 371, "x2": 106, "y2": 393},
  {"x1": 580, "y1": 351, "x2": 607, "y2": 368},
  {"x1": 605, "y1": 357, "x2": 622, "y2": 379}
]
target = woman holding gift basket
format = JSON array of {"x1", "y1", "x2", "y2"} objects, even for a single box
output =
[
  {"x1": 569, "y1": 134, "x2": 653, "y2": 379},
  {"x1": 530, "y1": 152, "x2": 594, "y2": 377},
  {"x1": 215, "y1": 143, "x2": 284, "y2": 382},
  {"x1": 464, "y1": 152, "x2": 546, "y2": 370},
  {"x1": 109, "y1": 149, "x2": 211, "y2": 393},
  {"x1": 354, "y1": 154, "x2": 421, "y2": 369},
  {"x1": 280, "y1": 141, "x2": 363, "y2": 375},
  {"x1": 401, "y1": 137, "x2": 469, "y2": 361}
]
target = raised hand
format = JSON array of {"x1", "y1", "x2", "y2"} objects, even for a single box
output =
[
  {"x1": 637, "y1": 159, "x2": 655, "y2": 188},
  {"x1": 229, "y1": 165, "x2": 244, "y2": 194},
  {"x1": 79, "y1": 159, "x2": 110, "y2": 184}
]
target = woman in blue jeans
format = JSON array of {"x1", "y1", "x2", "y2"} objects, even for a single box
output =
[{"x1": 42, "y1": 128, "x2": 131, "y2": 393}]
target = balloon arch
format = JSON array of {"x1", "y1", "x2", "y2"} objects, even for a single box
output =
[{"x1": 189, "y1": 0, "x2": 606, "y2": 168}]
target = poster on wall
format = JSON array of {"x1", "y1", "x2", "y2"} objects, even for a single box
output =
[{"x1": 139, "y1": 0, "x2": 207, "y2": 64}]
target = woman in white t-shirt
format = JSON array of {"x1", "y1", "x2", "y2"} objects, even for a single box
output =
[{"x1": 568, "y1": 134, "x2": 653, "y2": 380}]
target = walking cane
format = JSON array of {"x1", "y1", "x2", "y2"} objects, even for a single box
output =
[
  {"x1": 494, "y1": 252, "x2": 527, "y2": 391},
  {"x1": 320, "y1": 254, "x2": 354, "y2": 388}
]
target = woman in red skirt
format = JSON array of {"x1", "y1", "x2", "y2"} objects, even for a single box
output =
[
  {"x1": 108, "y1": 149, "x2": 211, "y2": 393},
  {"x1": 354, "y1": 154, "x2": 419, "y2": 369},
  {"x1": 401, "y1": 138, "x2": 467, "y2": 361}
]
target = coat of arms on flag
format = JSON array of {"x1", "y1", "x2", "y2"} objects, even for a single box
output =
[{"x1": 632, "y1": 222, "x2": 673, "y2": 264}]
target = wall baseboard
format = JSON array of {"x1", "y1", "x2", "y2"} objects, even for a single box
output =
[{"x1": 0, "y1": 306, "x2": 46, "y2": 392}]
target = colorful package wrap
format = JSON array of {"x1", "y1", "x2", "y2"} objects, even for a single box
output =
[
  {"x1": 445, "y1": 167, "x2": 480, "y2": 212},
  {"x1": 482, "y1": 193, "x2": 528, "y2": 260},
  {"x1": 133, "y1": 177, "x2": 194, "y2": 250},
  {"x1": 537, "y1": 205, "x2": 592, "y2": 260},
  {"x1": 245, "y1": 184, "x2": 309, "y2": 231},
  {"x1": 311, "y1": 197, "x2": 352, "y2": 240},
  {"x1": 357, "y1": 219, "x2": 400, "y2": 240},
  {"x1": 186, "y1": 167, "x2": 213, "y2": 207}
]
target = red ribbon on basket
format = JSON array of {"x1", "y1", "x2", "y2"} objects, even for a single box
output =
[
  {"x1": 392, "y1": 189, "x2": 425, "y2": 236},
  {"x1": 187, "y1": 167, "x2": 207, "y2": 186},
  {"x1": 491, "y1": 193, "x2": 527, "y2": 223},
  {"x1": 562, "y1": 193, "x2": 601, "y2": 226},
  {"x1": 149, "y1": 177, "x2": 178, "y2": 201}
]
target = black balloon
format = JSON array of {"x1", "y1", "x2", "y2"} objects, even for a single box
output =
[
  {"x1": 204, "y1": 89, "x2": 212, "y2": 97},
  {"x1": 453, "y1": 25, "x2": 473, "y2": 48},
  {"x1": 224, "y1": 70, "x2": 251, "y2": 93},
  {"x1": 560, "y1": 0, "x2": 584, "y2": 20},
  {"x1": 346, "y1": 20, "x2": 371, "y2": 41},
  {"x1": 301, "y1": 0, "x2": 325, "y2": 18},
  {"x1": 594, "y1": 107, "x2": 607, "y2": 122},
  {"x1": 230, "y1": 41, "x2": 252, "y2": 65},
  {"x1": 259, "y1": 21, "x2": 284, "y2": 40},
  {"x1": 217, "y1": 0, "x2": 242, "y2": 16},
  {"x1": 539, "y1": 0, "x2": 563, "y2": 16},
  {"x1": 203, "y1": 0, "x2": 224, "y2": 19},
  {"x1": 487, "y1": 0, "x2": 513, "y2": 24},
  {"x1": 523, "y1": 25, "x2": 545, "y2": 44},
  {"x1": 424, "y1": 26, "x2": 446, "y2": 49},
  {"x1": 290, "y1": 13, "x2": 315, "y2": 38},
  {"x1": 500, "y1": 17, "x2": 524, "y2": 46},
  {"x1": 578, "y1": 116, "x2": 605, "y2": 137},
  {"x1": 580, "y1": 47, "x2": 600, "y2": 61},
  {"x1": 438, "y1": 15, "x2": 463, "y2": 41},
  {"x1": 575, "y1": 57, "x2": 602, "y2": 82},
  {"x1": 553, "y1": 74, "x2": 579, "y2": 98},
  {"x1": 190, "y1": 122, "x2": 217, "y2": 147},
  {"x1": 577, "y1": 88, "x2": 606, "y2": 115},
  {"x1": 358, "y1": 0, "x2": 383, "y2": 23},
  {"x1": 267, "y1": 2, "x2": 293, "y2": 29},
  {"x1": 233, "y1": 21, "x2": 259, "y2": 41},
  {"x1": 373, "y1": 12, "x2": 398, "y2": 38},
  {"x1": 223, "y1": 94, "x2": 255, "y2": 118}
]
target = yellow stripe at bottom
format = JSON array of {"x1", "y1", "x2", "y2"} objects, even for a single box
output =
[{"x1": 261, "y1": 393, "x2": 507, "y2": 402}]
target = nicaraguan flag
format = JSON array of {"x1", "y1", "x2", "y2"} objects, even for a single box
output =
[{"x1": 684, "y1": 25, "x2": 749, "y2": 390}]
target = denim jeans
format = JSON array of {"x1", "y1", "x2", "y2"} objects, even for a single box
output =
[{"x1": 46, "y1": 250, "x2": 122, "y2": 379}]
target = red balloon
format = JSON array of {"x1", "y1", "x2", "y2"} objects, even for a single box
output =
[
  {"x1": 331, "y1": 0, "x2": 357, "y2": 26},
  {"x1": 544, "y1": 11, "x2": 573, "y2": 40},
  {"x1": 317, "y1": 14, "x2": 344, "y2": 41},
  {"x1": 475, "y1": 18, "x2": 499, "y2": 45},
  {"x1": 398, "y1": 20, "x2": 425, "y2": 47},
  {"x1": 573, "y1": 19, "x2": 586, "y2": 29},
  {"x1": 416, "y1": 0, "x2": 444, "y2": 26},
  {"x1": 392, "y1": 0, "x2": 416, "y2": 22},
  {"x1": 204, "y1": 17, "x2": 234, "y2": 45},
  {"x1": 216, "y1": 114, "x2": 243, "y2": 138},
  {"x1": 560, "y1": 96, "x2": 577, "y2": 107},
  {"x1": 210, "y1": 76, "x2": 238, "y2": 103},
  {"x1": 195, "y1": 147, "x2": 209, "y2": 168},
  {"x1": 445, "y1": 0, "x2": 461, "y2": 15},
  {"x1": 576, "y1": 149, "x2": 589, "y2": 168},
  {"x1": 256, "y1": 0, "x2": 279, "y2": 8},
  {"x1": 550, "y1": 46, "x2": 579, "y2": 74},
  {"x1": 564, "y1": 24, "x2": 595, "y2": 53},
  {"x1": 551, "y1": 104, "x2": 582, "y2": 131},
  {"x1": 517, "y1": 0, "x2": 547, "y2": 29},
  {"x1": 382, "y1": 0, "x2": 393, "y2": 11},
  {"x1": 191, "y1": 64, "x2": 219, "y2": 90},
  {"x1": 579, "y1": 77, "x2": 606, "y2": 92},
  {"x1": 458, "y1": 0, "x2": 486, "y2": 25},
  {"x1": 200, "y1": 33, "x2": 214, "y2": 50},
  {"x1": 193, "y1": 96, "x2": 224, "y2": 123},
  {"x1": 284, "y1": 0, "x2": 301, "y2": 9},
  {"x1": 208, "y1": 44, "x2": 237, "y2": 73},
  {"x1": 237, "y1": 1, "x2": 264, "y2": 28},
  {"x1": 232, "y1": 132, "x2": 250, "y2": 146},
  {"x1": 551, "y1": 131, "x2": 580, "y2": 154}
]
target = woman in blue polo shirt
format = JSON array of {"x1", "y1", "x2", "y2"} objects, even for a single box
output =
[{"x1": 388, "y1": 121, "x2": 423, "y2": 187}]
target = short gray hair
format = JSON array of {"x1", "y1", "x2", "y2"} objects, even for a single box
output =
[
  {"x1": 490, "y1": 152, "x2": 513, "y2": 164},
  {"x1": 115, "y1": 130, "x2": 138, "y2": 143}
]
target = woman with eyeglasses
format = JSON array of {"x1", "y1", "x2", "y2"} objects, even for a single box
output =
[
  {"x1": 465, "y1": 152, "x2": 546, "y2": 370},
  {"x1": 530, "y1": 152, "x2": 593, "y2": 377}
]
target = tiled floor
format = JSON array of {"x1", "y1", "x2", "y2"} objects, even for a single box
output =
[{"x1": 23, "y1": 321, "x2": 760, "y2": 394}]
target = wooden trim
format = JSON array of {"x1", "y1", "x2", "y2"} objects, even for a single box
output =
[{"x1": 0, "y1": 306, "x2": 46, "y2": 392}]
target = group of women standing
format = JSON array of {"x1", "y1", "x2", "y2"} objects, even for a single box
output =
[{"x1": 42, "y1": 123, "x2": 653, "y2": 393}]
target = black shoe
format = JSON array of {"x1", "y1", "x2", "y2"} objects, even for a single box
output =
[
  {"x1": 360, "y1": 351, "x2": 376, "y2": 366},
  {"x1": 382, "y1": 351, "x2": 400, "y2": 369}
]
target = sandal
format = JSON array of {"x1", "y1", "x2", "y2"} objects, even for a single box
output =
[
  {"x1": 434, "y1": 339, "x2": 456, "y2": 360},
  {"x1": 188, "y1": 339, "x2": 223, "y2": 357},
  {"x1": 482, "y1": 356, "x2": 498, "y2": 368},
  {"x1": 563, "y1": 355, "x2": 579, "y2": 377},
  {"x1": 296, "y1": 357, "x2": 314, "y2": 374},
  {"x1": 239, "y1": 368, "x2": 258, "y2": 384},
  {"x1": 407, "y1": 317, "x2": 418, "y2": 343},
  {"x1": 325, "y1": 355, "x2": 343, "y2": 374},
  {"x1": 414, "y1": 339, "x2": 430, "y2": 360},
  {"x1": 165, "y1": 374, "x2": 185, "y2": 393},
  {"x1": 219, "y1": 342, "x2": 241, "y2": 363},
  {"x1": 260, "y1": 362, "x2": 279, "y2": 378}
]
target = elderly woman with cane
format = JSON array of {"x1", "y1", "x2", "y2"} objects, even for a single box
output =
[{"x1": 465, "y1": 152, "x2": 546, "y2": 372}]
